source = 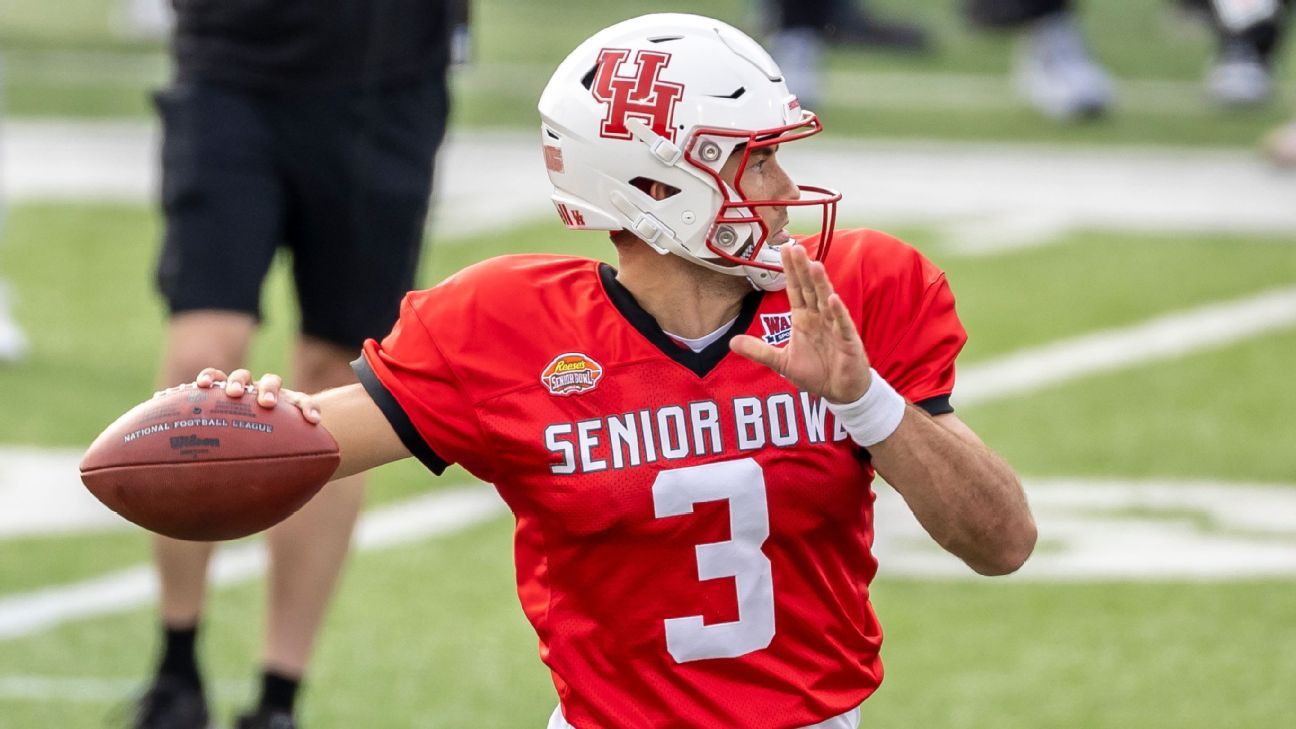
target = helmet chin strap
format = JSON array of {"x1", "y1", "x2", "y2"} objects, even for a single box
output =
[{"x1": 744, "y1": 243, "x2": 787, "y2": 291}]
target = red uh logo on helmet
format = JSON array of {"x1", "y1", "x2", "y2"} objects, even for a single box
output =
[{"x1": 591, "y1": 48, "x2": 685, "y2": 142}]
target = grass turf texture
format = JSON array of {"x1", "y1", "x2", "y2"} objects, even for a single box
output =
[
  {"x1": 2, "y1": 0, "x2": 1293, "y2": 145},
  {"x1": 1, "y1": 203, "x2": 1295, "y2": 726},
  {"x1": 2, "y1": 516, "x2": 1294, "y2": 728}
]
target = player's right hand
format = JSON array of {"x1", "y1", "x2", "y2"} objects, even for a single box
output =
[
  {"x1": 730, "y1": 244, "x2": 873, "y2": 404},
  {"x1": 187, "y1": 367, "x2": 322, "y2": 424}
]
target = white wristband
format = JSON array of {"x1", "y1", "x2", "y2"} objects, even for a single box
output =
[{"x1": 825, "y1": 369, "x2": 907, "y2": 447}]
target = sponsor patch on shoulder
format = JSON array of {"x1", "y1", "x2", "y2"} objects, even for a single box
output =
[
  {"x1": 760, "y1": 312, "x2": 793, "y2": 345},
  {"x1": 541, "y1": 353, "x2": 604, "y2": 396}
]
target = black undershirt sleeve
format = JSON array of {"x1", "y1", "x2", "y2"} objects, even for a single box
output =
[
  {"x1": 351, "y1": 356, "x2": 450, "y2": 475},
  {"x1": 915, "y1": 394, "x2": 954, "y2": 417}
]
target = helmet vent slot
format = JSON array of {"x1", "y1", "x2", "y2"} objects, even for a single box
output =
[
  {"x1": 580, "y1": 64, "x2": 597, "y2": 90},
  {"x1": 648, "y1": 35, "x2": 683, "y2": 43},
  {"x1": 630, "y1": 177, "x2": 681, "y2": 199},
  {"x1": 707, "y1": 86, "x2": 746, "y2": 100}
]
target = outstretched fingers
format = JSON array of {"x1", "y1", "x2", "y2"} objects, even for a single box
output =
[
  {"x1": 792, "y1": 247, "x2": 819, "y2": 311},
  {"x1": 807, "y1": 261, "x2": 835, "y2": 316},
  {"x1": 730, "y1": 334, "x2": 785, "y2": 374},
  {"x1": 781, "y1": 245, "x2": 807, "y2": 309},
  {"x1": 828, "y1": 293, "x2": 858, "y2": 345}
]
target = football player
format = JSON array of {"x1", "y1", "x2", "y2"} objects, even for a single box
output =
[{"x1": 197, "y1": 14, "x2": 1036, "y2": 727}]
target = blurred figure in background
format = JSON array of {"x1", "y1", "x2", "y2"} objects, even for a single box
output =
[
  {"x1": 1179, "y1": 1, "x2": 1295, "y2": 166},
  {"x1": 0, "y1": 57, "x2": 30, "y2": 364},
  {"x1": 964, "y1": 0, "x2": 1113, "y2": 120},
  {"x1": 766, "y1": 0, "x2": 933, "y2": 107},
  {"x1": 1182, "y1": 0, "x2": 1292, "y2": 107},
  {"x1": 766, "y1": 0, "x2": 1112, "y2": 120},
  {"x1": 132, "y1": 2, "x2": 453, "y2": 729}
]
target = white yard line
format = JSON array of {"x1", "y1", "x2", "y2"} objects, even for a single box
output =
[
  {"x1": 0, "y1": 486, "x2": 504, "y2": 640},
  {"x1": 956, "y1": 286, "x2": 1296, "y2": 406},
  {"x1": 0, "y1": 447, "x2": 118, "y2": 537},
  {"x1": 873, "y1": 478, "x2": 1296, "y2": 580},
  {"x1": 0, "y1": 675, "x2": 248, "y2": 703},
  {"x1": 7, "y1": 123, "x2": 1296, "y2": 242}
]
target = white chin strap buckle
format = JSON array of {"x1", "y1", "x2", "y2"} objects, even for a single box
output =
[
  {"x1": 744, "y1": 243, "x2": 788, "y2": 291},
  {"x1": 609, "y1": 190, "x2": 673, "y2": 254}
]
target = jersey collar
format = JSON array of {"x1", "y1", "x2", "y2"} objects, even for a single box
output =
[{"x1": 599, "y1": 263, "x2": 765, "y2": 378}]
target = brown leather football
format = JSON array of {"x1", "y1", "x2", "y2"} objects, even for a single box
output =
[{"x1": 80, "y1": 385, "x2": 340, "y2": 541}]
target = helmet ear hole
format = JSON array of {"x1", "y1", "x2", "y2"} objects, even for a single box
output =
[{"x1": 630, "y1": 177, "x2": 681, "y2": 201}]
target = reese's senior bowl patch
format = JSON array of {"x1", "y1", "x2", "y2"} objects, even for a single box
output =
[{"x1": 541, "y1": 353, "x2": 603, "y2": 396}]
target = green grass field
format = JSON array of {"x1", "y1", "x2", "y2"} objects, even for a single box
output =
[
  {"x1": 2, "y1": 0, "x2": 1293, "y2": 143},
  {"x1": 2, "y1": 1, "x2": 1296, "y2": 727}
]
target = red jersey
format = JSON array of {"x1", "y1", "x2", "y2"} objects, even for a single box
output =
[{"x1": 356, "y1": 229, "x2": 966, "y2": 728}]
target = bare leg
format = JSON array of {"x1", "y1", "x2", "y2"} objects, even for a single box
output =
[
  {"x1": 260, "y1": 335, "x2": 368, "y2": 675},
  {"x1": 153, "y1": 311, "x2": 258, "y2": 625}
]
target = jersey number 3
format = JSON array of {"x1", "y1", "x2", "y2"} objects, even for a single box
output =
[{"x1": 652, "y1": 458, "x2": 775, "y2": 663}]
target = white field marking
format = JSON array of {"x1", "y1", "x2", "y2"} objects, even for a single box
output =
[
  {"x1": 955, "y1": 286, "x2": 1296, "y2": 406},
  {"x1": 935, "y1": 210, "x2": 1074, "y2": 256},
  {"x1": 9, "y1": 124, "x2": 1296, "y2": 241},
  {"x1": 873, "y1": 479, "x2": 1296, "y2": 580},
  {"x1": 0, "y1": 485, "x2": 504, "y2": 640},
  {"x1": 0, "y1": 675, "x2": 248, "y2": 703},
  {"x1": 0, "y1": 447, "x2": 121, "y2": 537}
]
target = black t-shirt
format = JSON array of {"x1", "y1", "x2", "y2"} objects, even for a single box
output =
[{"x1": 171, "y1": 0, "x2": 451, "y2": 89}]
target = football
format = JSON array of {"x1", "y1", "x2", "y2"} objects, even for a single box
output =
[{"x1": 80, "y1": 384, "x2": 340, "y2": 541}]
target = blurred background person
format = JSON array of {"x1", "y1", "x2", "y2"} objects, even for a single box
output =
[
  {"x1": 1180, "y1": 1, "x2": 1295, "y2": 164},
  {"x1": 0, "y1": 56, "x2": 30, "y2": 364},
  {"x1": 766, "y1": 0, "x2": 933, "y2": 107},
  {"x1": 1183, "y1": 0, "x2": 1292, "y2": 107},
  {"x1": 132, "y1": 2, "x2": 453, "y2": 729},
  {"x1": 964, "y1": 0, "x2": 1112, "y2": 120},
  {"x1": 767, "y1": 0, "x2": 1113, "y2": 120}
]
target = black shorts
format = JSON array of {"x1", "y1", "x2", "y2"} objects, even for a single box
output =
[{"x1": 153, "y1": 73, "x2": 448, "y2": 348}]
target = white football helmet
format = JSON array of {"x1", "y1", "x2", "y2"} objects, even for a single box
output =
[{"x1": 538, "y1": 13, "x2": 841, "y2": 291}]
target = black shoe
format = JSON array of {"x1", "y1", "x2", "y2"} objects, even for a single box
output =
[
  {"x1": 128, "y1": 677, "x2": 209, "y2": 729},
  {"x1": 824, "y1": 12, "x2": 933, "y2": 53},
  {"x1": 235, "y1": 709, "x2": 297, "y2": 729}
]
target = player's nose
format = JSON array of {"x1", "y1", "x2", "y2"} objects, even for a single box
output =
[{"x1": 774, "y1": 166, "x2": 800, "y2": 202}]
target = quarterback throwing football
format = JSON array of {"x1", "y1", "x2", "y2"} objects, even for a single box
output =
[{"x1": 201, "y1": 14, "x2": 1036, "y2": 728}]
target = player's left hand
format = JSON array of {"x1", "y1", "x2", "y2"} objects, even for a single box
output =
[{"x1": 730, "y1": 244, "x2": 872, "y2": 404}]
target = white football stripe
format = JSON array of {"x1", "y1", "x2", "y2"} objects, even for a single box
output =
[
  {"x1": 0, "y1": 675, "x2": 248, "y2": 703},
  {"x1": 956, "y1": 286, "x2": 1296, "y2": 405},
  {"x1": 0, "y1": 447, "x2": 119, "y2": 536},
  {"x1": 873, "y1": 479, "x2": 1296, "y2": 580},
  {"x1": 0, "y1": 486, "x2": 504, "y2": 639},
  {"x1": 8, "y1": 124, "x2": 1296, "y2": 239}
]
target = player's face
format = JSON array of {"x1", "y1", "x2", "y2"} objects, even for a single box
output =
[{"x1": 720, "y1": 144, "x2": 800, "y2": 246}]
